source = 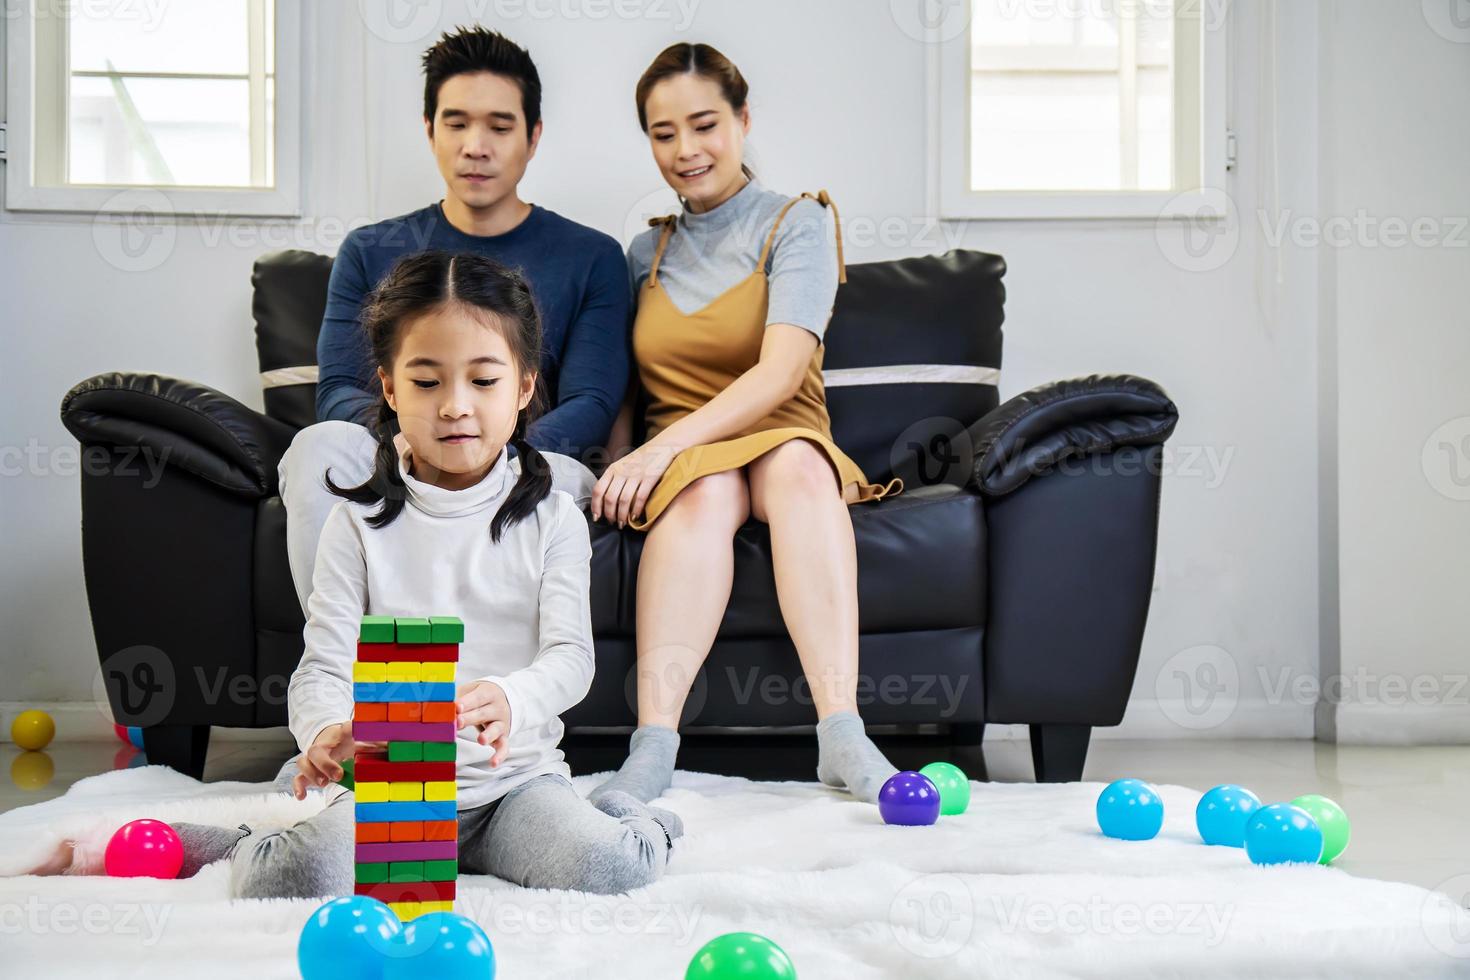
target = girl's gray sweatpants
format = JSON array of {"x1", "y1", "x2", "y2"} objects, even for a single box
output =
[{"x1": 177, "y1": 756, "x2": 679, "y2": 899}]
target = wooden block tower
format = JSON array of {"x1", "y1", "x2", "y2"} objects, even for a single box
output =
[{"x1": 352, "y1": 614, "x2": 462, "y2": 921}]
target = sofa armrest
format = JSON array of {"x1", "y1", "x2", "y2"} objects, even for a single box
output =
[
  {"x1": 60, "y1": 372, "x2": 298, "y2": 498},
  {"x1": 967, "y1": 374, "x2": 1178, "y2": 497}
]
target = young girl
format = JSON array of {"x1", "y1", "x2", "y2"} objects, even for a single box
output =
[{"x1": 42, "y1": 251, "x2": 682, "y2": 896}]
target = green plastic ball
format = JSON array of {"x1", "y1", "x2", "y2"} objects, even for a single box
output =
[
  {"x1": 1289, "y1": 794, "x2": 1350, "y2": 864},
  {"x1": 918, "y1": 762, "x2": 971, "y2": 815},
  {"x1": 686, "y1": 932, "x2": 796, "y2": 980}
]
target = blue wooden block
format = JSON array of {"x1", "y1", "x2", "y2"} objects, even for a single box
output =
[
  {"x1": 355, "y1": 800, "x2": 458, "y2": 823},
  {"x1": 352, "y1": 682, "x2": 457, "y2": 703}
]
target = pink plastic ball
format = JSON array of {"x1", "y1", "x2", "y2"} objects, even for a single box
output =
[{"x1": 104, "y1": 819, "x2": 183, "y2": 879}]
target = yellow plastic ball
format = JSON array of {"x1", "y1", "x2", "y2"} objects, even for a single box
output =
[
  {"x1": 11, "y1": 750, "x2": 55, "y2": 790},
  {"x1": 10, "y1": 710, "x2": 56, "y2": 751}
]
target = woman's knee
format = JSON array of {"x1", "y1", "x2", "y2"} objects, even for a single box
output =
[
  {"x1": 748, "y1": 440, "x2": 839, "y2": 520},
  {"x1": 661, "y1": 469, "x2": 749, "y2": 530}
]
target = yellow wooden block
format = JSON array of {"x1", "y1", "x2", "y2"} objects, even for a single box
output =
[
  {"x1": 389, "y1": 781, "x2": 424, "y2": 802},
  {"x1": 355, "y1": 781, "x2": 389, "y2": 803},
  {"x1": 419, "y1": 662, "x2": 455, "y2": 683},
  {"x1": 353, "y1": 662, "x2": 387, "y2": 683},
  {"x1": 424, "y1": 780, "x2": 456, "y2": 802},
  {"x1": 388, "y1": 901, "x2": 420, "y2": 920},
  {"x1": 421, "y1": 901, "x2": 454, "y2": 915},
  {"x1": 386, "y1": 661, "x2": 422, "y2": 683}
]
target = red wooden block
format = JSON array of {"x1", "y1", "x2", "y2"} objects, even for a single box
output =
[
  {"x1": 421, "y1": 702, "x2": 455, "y2": 723},
  {"x1": 356, "y1": 642, "x2": 460, "y2": 663},
  {"x1": 352, "y1": 760, "x2": 456, "y2": 783},
  {"x1": 389, "y1": 821, "x2": 424, "y2": 842},
  {"x1": 354, "y1": 702, "x2": 388, "y2": 722},
  {"x1": 353, "y1": 880, "x2": 456, "y2": 902},
  {"x1": 356, "y1": 822, "x2": 391, "y2": 843},
  {"x1": 387, "y1": 702, "x2": 423, "y2": 723},
  {"x1": 422, "y1": 820, "x2": 457, "y2": 841}
]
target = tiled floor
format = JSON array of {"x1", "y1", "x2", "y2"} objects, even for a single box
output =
[{"x1": 2, "y1": 734, "x2": 1463, "y2": 894}]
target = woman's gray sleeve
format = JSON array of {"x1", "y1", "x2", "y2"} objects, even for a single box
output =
[{"x1": 765, "y1": 198, "x2": 840, "y2": 344}]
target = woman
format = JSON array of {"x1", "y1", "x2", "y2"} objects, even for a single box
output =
[{"x1": 589, "y1": 43, "x2": 904, "y2": 805}]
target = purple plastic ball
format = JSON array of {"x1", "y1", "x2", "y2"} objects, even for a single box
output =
[{"x1": 878, "y1": 771, "x2": 941, "y2": 826}]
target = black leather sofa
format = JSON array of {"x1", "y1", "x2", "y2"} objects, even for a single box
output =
[{"x1": 60, "y1": 248, "x2": 1178, "y2": 783}]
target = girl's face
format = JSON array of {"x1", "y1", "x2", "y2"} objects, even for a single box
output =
[
  {"x1": 377, "y1": 304, "x2": 535, "y2": 492},
  {"x1": 643, "y1": 73, "x2": 750, "y2": 214}
]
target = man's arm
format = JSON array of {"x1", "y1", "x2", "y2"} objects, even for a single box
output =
[
  {"x1": 525, "y1": 240, "x2": 632, "y2": 463},
  {"x1": 315, "y1": 235, "x2": 380, "y2": 426}
]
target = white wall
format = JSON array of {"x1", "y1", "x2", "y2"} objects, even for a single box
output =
[{"x1": 0, "y1": 0, "x2": 1458, "y2": 744}]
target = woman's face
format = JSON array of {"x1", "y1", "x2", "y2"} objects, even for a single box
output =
[
  {"x1": 378, "y1": 304, "x2": 534, "y2": 492},
  {"x1": 643, "y1": 73, "x2": 750, "y2": 213}
]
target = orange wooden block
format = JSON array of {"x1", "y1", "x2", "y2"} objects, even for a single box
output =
[
  {"x1": 422, "y1": 820, "x2": 457, "y2": 841},
  {"x1": 387, "y1": 702, "x2": 423, "y2": 722},
  {"x1": 354, "y1": 702, "x2": 388, "y2": 722},
  {"x1": 356, "y1": 822, "x2": 391, "y2": 843},
  {"x1": 390, "y1": 821, "x2": 424, "y2": 842},
  {"x1": 421, "y1": 702, "x2": 455, "y2": 723}
]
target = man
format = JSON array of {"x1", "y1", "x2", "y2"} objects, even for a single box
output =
[{"x1": 280, "y1": 26, "x2": 629, "y2": 613}]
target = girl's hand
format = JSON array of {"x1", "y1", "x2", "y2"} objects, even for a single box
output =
[
  {"x1": 292, "y1": 722, "x2": 383, "y2": 800},
  {"x1": 455, "y1": 681, "x2": 512, "y2": 768},
  {"x1": 590, "y1": 443, "x2": 679, "y2": 527}
]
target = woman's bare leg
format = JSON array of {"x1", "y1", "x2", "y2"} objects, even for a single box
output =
[{"x1": 589, "y1": 469, "x2": 750, "y2": 803}]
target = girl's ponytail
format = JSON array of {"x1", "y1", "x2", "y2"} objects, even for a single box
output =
[
  {"x1": 325, "y1": 397, "x2": 408, "y2": 529},
  {"x1": 494, "y1": 422, "x2": 553, "y2": 543}
]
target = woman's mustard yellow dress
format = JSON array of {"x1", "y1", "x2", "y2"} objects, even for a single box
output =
[{"x1": 628, "y1": 191, "x2": 903, "y2": 531}]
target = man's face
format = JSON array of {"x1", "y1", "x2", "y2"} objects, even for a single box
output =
[{"x1": 426, "y1": 71, "x2": 541, "y2": 211}]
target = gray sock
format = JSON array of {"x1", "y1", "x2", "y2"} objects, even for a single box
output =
[
  {"x1": 173, "y1": 821, "x2": 252, "y2": 878},
  {"x1": 815, "y1": 711, "x2": 899, "y2": 804},
  {"x1": 588, "y1": 725, "x2": 680, "y2": 804},
  {"x1": 592, "y1": 789, "x2": 685, "y2": 845}
]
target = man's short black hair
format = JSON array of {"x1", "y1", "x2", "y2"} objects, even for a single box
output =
[{"x1": 422, "y1": 26, "x2": 541, "y2": 137}]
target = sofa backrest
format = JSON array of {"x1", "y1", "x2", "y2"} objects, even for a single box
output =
[{"x1": 252, "y1": 247, "x2": 1005, "y2": 486}]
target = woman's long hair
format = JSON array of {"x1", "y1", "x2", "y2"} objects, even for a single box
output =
[
  {"x1": 635, "y1": 42, "x2": 755, "y2": 182},
  {"x1": 325, "y1": 250, "x2": 552, "y2": 543}
]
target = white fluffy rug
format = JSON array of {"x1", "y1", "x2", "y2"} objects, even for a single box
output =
[{"x1": 1, "y1": 765, "x2": 1467, "y2": 979}]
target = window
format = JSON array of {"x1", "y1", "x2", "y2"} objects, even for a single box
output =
[
  {"x1": 931, "y1": 0, "x2": 1229, "y2": 219},
  {"x1": 6, "y1": 0, "x2": 299, "y2": 216}
]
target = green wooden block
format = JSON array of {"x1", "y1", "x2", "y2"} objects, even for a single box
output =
[
  {"x1": 421, "y1": 741, "x2": 456, "y2": 762},
  {"x1": 429, "y1": 616, "x2": 465, "y2": 644},
  {"x1": 359, "y1": 616, "x2": 395, "y2": 643},
  {"x1": 356, "y1": 862, "x2": 390, "y2": 883},
  {"x1": 388, "y1": 861, "x2": 425, "y2": 882},
  {"x1": 395, "y1": 617, "x2": 432, "y2": 643},
  {"x1": 337, "y1": 757, "x2": 355, "y2": 790},
  {"x1": 423, "y1": 860, "x2": 457, "y2": 882},
  {"x1": 388, "y1": 741, "x2": 423, "y2": 762}
]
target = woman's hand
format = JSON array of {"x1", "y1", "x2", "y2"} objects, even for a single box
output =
[
  {"x1": 590, "y1": 442, "x2": 680, "y2": 527},
  {"x1": 456, "y1": 681, "x2": 512, "y2": 767},
  {"x1": 293, "y1": 722, "x2": 383, "y2": 800}
]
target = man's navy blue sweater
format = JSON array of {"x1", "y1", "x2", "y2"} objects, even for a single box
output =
[{"x1": 315, "y1": 202, "x2": 631, "y2": 460}]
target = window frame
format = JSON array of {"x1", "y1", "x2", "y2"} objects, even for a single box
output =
[
  {"x1": 5, "y1": 0, "x2": 300, "y2": 217},
  {"x1": 930, "y1": 0, "x2": 1230, "y2": 221}
]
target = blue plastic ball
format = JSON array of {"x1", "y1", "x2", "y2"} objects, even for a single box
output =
[
  {"x1": 1195, "y1": 784, "x2": 1262, "y2": 847},
  {"x1": 127, "y1": 726, "x2": 145, "y2": 750},
  {"x1": 383, "y1": 911, "x2": 496, "y2": 980},
  {"x1": 298, "y1": 895, "x2": 402, "y2": 980},
  {"x1": 1244, "y1": 803, "x2": 1324, "y2": 866},
  {"x1": 1096, "y1": 778, "x2": 1164, "y2": 840},
  {"x1": 878, "y1": 771, "x2": 941, "y2": 826}
]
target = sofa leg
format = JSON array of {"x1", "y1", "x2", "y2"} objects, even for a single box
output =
[
  {"x1": 141, "y1": 724, "x2": 211, "y2": 779},
  {"x1": 1029, "y1": 723, "x2": 1090, "y2": 783}
]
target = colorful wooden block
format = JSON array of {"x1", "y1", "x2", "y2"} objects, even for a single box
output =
[
  {"x1": 423, "y1": 859, "x2": 458, "y2": 881},
  {"x1": 419, "y1": 662, "x2": 456, "y2": 683},
  {"x1": 353, "y1": 721, "x2": 455, "y2": 741},
  {"x1": 388, "y1": 861, "x2": 425, "y2": 882},
  {"x1": 422, "y1": 741, "x2": 457, "y2": 762},
  {"x1": 421, "y1": 702, "x2": 455, "y2": 723},
  {"x1": 355, "y1": 861, "x2": 390, "y2": 883},
  {"x1": 357, "y1": 643, "x2": 460, "y2": 663},
  {"x1": 385, "y1": 661, "x2": 422, "y2": 683},
  {"x1": 423, "y1": 820, "x2": 457, "y2": 841},
  {"x1": 388, "y1": 782, "x2": 424, "y2": 803},
  {"x1": 356, "y1": 801, "x2": 456, "y2": 822},
  {"x1": 354, "y1": 760, "x2": 456, "y2": 783},
  {"x1": 355, "y1": 840, "x2": 457, "y2": 863},
  {"x1": 354, "y1": 702, "x2": 388, "y2": 722},
  {"x1": 353, "y1": 682, "x2": 457, "y2": 702},
  {"x1": 429, "y1": 616, "x2": 465, "y2": 644},
  {"x1": 394, "y1": 617, "x2": 432, "y2": 643},
  {"x1": 423, "y1": 781, "x2": 456, "y2": 802},
  {"x1": 387, "y1": 901, "x2": 421, "y2": 920},
  {"x1": 338, "y1": 757, "x2": 355, "y2": 791},
  {"x1": 354, "y1": 781, "x2": 390, "y2": 803},
  {"x1": 390, "y1": 821, "x2": 424, "y2": 842},
  {"x1": 387, "y1": 741, "x2": 423, "y2": 762},
  {"x1": 355, "y1": 881, "x2": 456, "y2": 902},
  {"x1": 359, "y1": 616, "x2": 395, "y2": 643},
  {"x1": 356, "y1": 822, "x2": 391, "y2": 843},
  {"x1": 353, "y1": 662, "x2": 388, "y2": 683},
  {"x1": 387, "y1": 702, "x2": 423, "y2": 722}
]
